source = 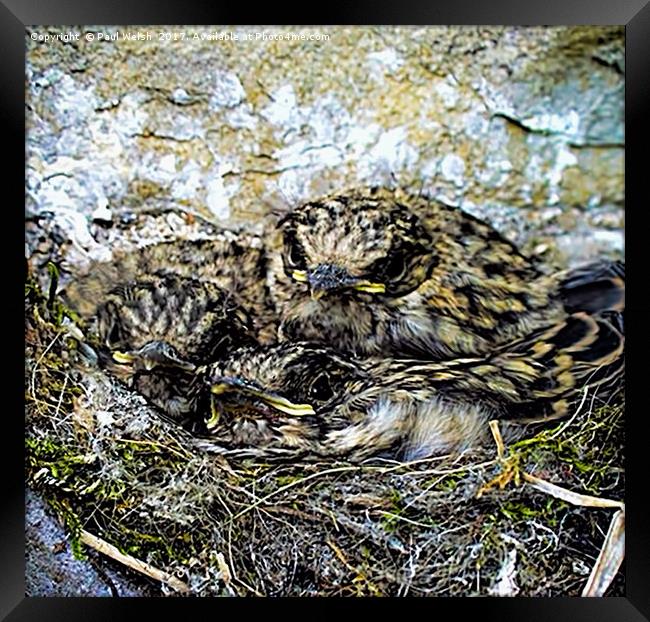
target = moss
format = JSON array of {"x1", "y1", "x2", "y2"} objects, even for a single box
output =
[
  {"x1": 27, "y1": 431, "x2": 212, "y2": 567},
  {"x1": 24, "y1": 260, "x2": 624, "y2": 596},
  {"x1": 508, "y1": 403, "x2": 624, "y2": 496},
  {"x1": 26, "y1": 262, "x2": 83, "y2": 329}
]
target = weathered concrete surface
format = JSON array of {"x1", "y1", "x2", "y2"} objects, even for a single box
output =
[{"x1": 26, "y1": 26, "x2": 623, "y2": 271}]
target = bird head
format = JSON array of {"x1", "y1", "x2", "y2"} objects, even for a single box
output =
[
  {"x1": 278, "y1": 191, "x2": 436, "y2": 301},
  {"x1": 197, "y1": 342, "x2": 372, "y2": 448},
  {"x1": 197, "y1": 342, "x2": 473, "y2": 459},
  {"x1": 96, "y1": 274, "x2": 257, "y2": 372},
  {"x1": 110, "y1": 340, "x2": 197, "y2": 373}
]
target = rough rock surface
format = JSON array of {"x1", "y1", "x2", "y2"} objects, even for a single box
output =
[
  {"x1": 25, "y1": 488, "x2": 157, "y2": 596},
  {"x1": 26, "y1": 26, "x2": 623, "y2": 273}
]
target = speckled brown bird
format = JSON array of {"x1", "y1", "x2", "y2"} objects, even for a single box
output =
[
  {"x1": 64, "y1": 228, "x2": 278, "y2": 343},
  {"x1": 267, "y1": 187, "x2": 624, "y2": 359},
  {"x1": 192, "y1": 309, "x2": 624, "y2": 461},
  {"x1": 94, "y1": 272, "x2": 257, "y2": 422}
]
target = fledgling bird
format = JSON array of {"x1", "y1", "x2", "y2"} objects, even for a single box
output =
[
  {"x1": 63, "y1": 228, "x2": 278, "y2": 343},
  {"x1": 267, "y1": 187, "x2": 624, "y2": 359},
  {"x1": 94, "y1": 272, "x2": 257, "y2": 422},
  {"x1": 192, "y1": 309, "x2": 624, "y2": 461}
]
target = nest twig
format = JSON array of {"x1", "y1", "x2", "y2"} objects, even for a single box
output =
[{"x1": 25, "y1": 272, "x2": 625, "y2": 597}]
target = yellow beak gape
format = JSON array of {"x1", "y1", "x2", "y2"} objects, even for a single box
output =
[
  {"x1": 112, "y1": 351, "x2": 135, "y2": 364},
  {"x1": 292, "y1": 270, "x2": 308, "y2": 283},
  {"x1": 256, "y1": 393, "x2": 316, "y2": 416},
  {"x1": 353, "y1": 282, "x2": 386, "y2": 294},
  {"x1": 210, "y1": 383, "x2": 231, "y2": 396},
  {"x1": 206, "y1": 396, "x2": 221, "y2": 430},
  {"x1": 210, "y1": 384, "x2": 315, "y2": 417}
]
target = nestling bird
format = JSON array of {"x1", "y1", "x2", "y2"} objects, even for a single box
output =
[
  {"x1": 267, "y1": 187, "x2": 624, "y2": 359},
  {"x1": 63, "y1": 228, "x2": 278, "y2": 343},
  {"x1": 93, "y1": 272, "x2": 257, "y2": 421},
  {"x1": 192, "y1": 309, "x2": 624, "y2": 461}
]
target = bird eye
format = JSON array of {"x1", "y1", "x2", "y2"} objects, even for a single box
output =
[
  {"x1": 286, "y1": 240, "x2": 306, "y2": 269},
  {"x1": 308, "y1": 373, "x2": 334, "y2": 402},
  {"x1": 383, "y1": 254, "x2": 406, "y2": 281},
  {"x1": 107, "y1": 321, "x2": 122, "y2": 346}
]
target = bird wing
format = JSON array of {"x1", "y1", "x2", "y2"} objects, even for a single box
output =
[
  {"x1": 557, "y1": 260, "x2": 625, "y2": 314},
  {"x1": 489, "y1": 310, "x2": 624, "y2": 420}
]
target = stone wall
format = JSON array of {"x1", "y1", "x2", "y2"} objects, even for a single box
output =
[{"x1": 26, "y1": 25, "x2": 624, "y2": 265}]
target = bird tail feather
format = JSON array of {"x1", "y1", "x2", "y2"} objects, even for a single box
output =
[
  {"x1": 558, "y1": 260, "x2": 625, "y2": 314},
  {"x1": 492, "y1": 310, "x2": 624, "y2": 421}
]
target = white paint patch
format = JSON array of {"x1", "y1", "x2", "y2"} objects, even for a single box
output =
[
  {"x1": 524, "y1": 152, "x2": 544, "y2": 189},
  {"x1": 275, "y1": 139, "x2": 343, "y2": 169},
  {"x1": 346, "y1": 123, "x2": 382, "y2": 159},
  {"x1": 91, "y1": 194, "x2": 112, "y2": 222},
  {"x1": 159, "y1": 153, "x2": 177, "y2": 174},
  {"x1": 226, "y1": 103, "x2": 259, "y2": 130},
  {"x1": 164, "y1": 113, "x2": 205, "y2": 141},
  {"x1": 34, "y1": 177, "x2": 81, "y2": 211},
  {"x1": 357, "y1": 126, "x2": 419, "y2": 181},
  {"x1": 309, "y1": 94, "x2": 352, "y2": 143},
  {"x1": 547, "y1": 144, "x2": 578, "y2": 205},
  {"x1": 366, "y1": 48, "x2": 403, "y2": 80},
  {"x1": 587, "y1": 194, "x2": 602, "y2": 208},
  {"x1": 462, "y1": 111, "x2": 490, "y2": 136},
  {"x1": 476, "y1": 157, "x2": 513, "y2": 189},
  {"x1": 434, "y1": 79, "x2": 459, "y2": 109},
  {"x1": 276, "y1": 168, "x2": 316, "y2": 205},
  {"x1": 522, "y1": 110, "x2": 581, "y2": 137},
  {"x1": 171, "y1": 161, "x2": 204, "y2": 200},
  {"x1": 170, "y1": 88, "x2": 192, "y2": 105},
  {"x1": 519, "y1": 183, "x2": 532, "y2": 202},
  {"x1": 440, "y1": 153, "x2": 466, "y2": 187},
  {"x1": 40, "y1": 156, "x2": 81, "y2": 178},
  {"x1": 209, "y1": 71, "x2": 246, "y2": 109},
  {"x1": 142, "y1": 153, "x2": 177, "y2": 185},
  {"x1": 51, "y1": 74, "x2": 97, "y2": 127},
  {"x1": 204, "y1": 164, "x2": 237, "y2": 220},
  {"x1": 87, "y1": 117, "x2": 124, "y2": 160},
  {"x1": 556, "y1": 147, "x2": 578, "y2": 168},
  {"x1": 420, "y1": 158, "x2": 440, "y2": 180},
  {"x1": 592, "y1": 230, "x2": 624, "y2": 251},
  {"x1": 112, "y1": 91, "x2": 149, "y2": 138},
  {"x1": 260, "y1": 84, "x2": 302, "y2": 130}
]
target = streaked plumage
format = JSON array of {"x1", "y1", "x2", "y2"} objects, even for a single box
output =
[
  {"x1": 94, "y1": 272, "x2": 256, "y2": 421},
  {"x1": 190, "y1": 309, "x2": 624, "y2": 460},
  {"x1": 268, "y1": 187, "x2": 624, "y2": 359},
  {"x1": 63, "y1": 228, "x2": 278, "y2": 343}
]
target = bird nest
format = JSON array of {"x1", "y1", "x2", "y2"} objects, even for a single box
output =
[{"x1": 25, "y1": 269, "x2": 624, "y2": 597}]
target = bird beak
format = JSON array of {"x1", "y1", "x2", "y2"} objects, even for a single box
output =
[
  {"x1": 112, "y1": 347, "x2": 196, "y2": 372},
  {"x1": 210, "y1": 378, "x2": 316, "y2": 417},
  {"x1": 253, "y1": 392, "x2": 316, "y2": 416},
  {"x1": 206, "y1": 396, "x2": 222, "y2": 430},
  {"x1": 307, "y1": 263, "x2": 385, "y2": 298}
]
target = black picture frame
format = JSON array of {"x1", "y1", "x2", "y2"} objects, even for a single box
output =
[{"x1": 10, "y1": 1, "x2": 648, "y2": 619}]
